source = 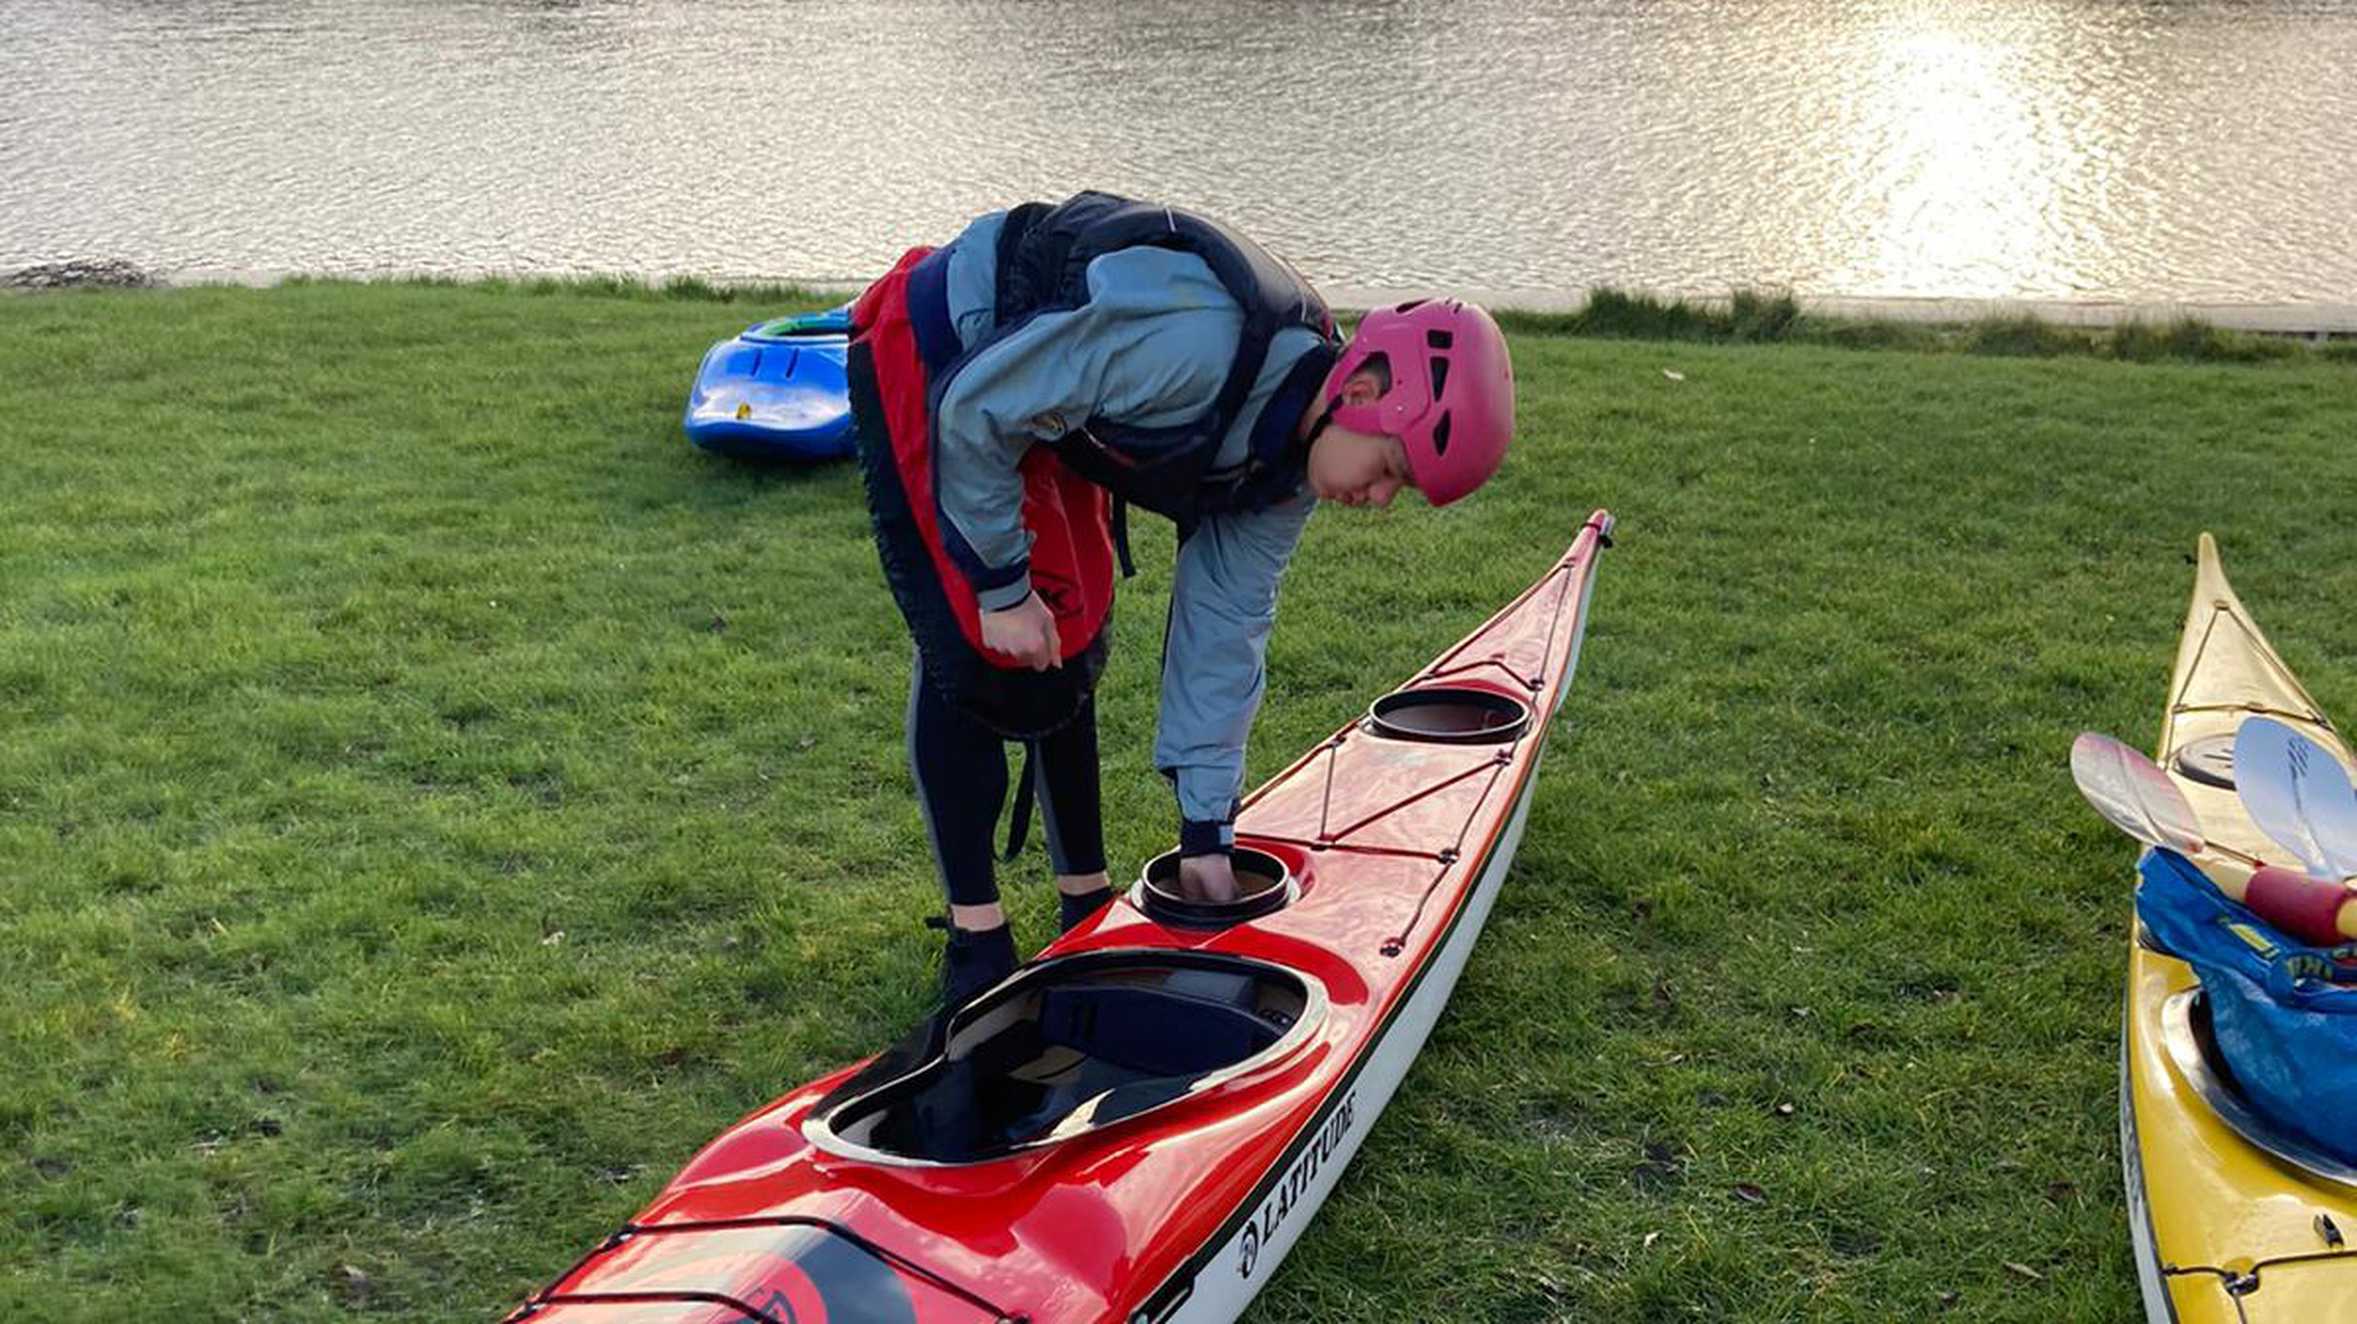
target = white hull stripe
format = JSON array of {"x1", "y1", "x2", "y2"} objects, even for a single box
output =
[{"x1": 2120, "y1": 1017, "x2": 2178, "y2": 1323}]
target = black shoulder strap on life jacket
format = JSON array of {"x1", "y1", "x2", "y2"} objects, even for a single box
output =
[
  {"x1": 1194, "y1": 337, "x2": 1341, "y2": 522},
  {"x1": 1110, "y1": 498, "x2": 1137, "y2": 579},
  {"x1": 988, "y1": 192, "x2": 1341, "y2": 523},
  {"x1": 999, "y1": 192, "x2": 1334, "y2": 444}
]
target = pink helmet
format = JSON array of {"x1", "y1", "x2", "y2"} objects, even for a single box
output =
[{"x1": 1320, "y1": 298, "x2": 1514, "y2": 507}]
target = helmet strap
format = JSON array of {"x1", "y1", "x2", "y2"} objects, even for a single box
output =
[
  {"x1": 1301, "y1": 402, "x2": 1339, "y2": 450},
  {"x1": 1286, "y1": 403, "x2": 1338, "y2": 480}
]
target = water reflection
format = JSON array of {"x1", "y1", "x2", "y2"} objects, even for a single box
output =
[
  {"x1": 2, "y1": 0, "x2": 2353, "y2": 304},
  {"x1": 1842, "y1": 8, "x2": 2093, "y2": 297}
]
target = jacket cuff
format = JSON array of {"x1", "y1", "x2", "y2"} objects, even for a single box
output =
[
  {"x1": 975, "y1": 569, "x2": 1035, "y2": 613},
  {"x1": 1179, "y1": 818, "x2": 1235, "y2": 857}
]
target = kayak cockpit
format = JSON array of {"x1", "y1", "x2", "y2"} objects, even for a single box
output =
[
  {"x1": 807, "y1": 950, "x2": 1326, "y2": 1165},
  {"x1": 2161, "y1": 988, "x2": 2357, "y2": 1189}
]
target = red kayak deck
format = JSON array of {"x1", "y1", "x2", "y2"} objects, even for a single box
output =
[{"x1": 508, "y1": 511, "x2": 1614, "y2": 1324}]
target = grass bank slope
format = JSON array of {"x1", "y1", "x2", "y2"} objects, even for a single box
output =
[{"x1": 2, "y1": 282, "x2": 2353, "y2": 1322}]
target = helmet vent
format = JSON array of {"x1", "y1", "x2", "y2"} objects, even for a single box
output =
[
  {"x1": 1394, "y1": 298, "x2": 1429, "y2": 313},
  {"x1": 1429, "y1": 356, "x2": 1450, "y2": 401},
  {"x1": 1426, "y1": 329, "x2": 1454, "y2": 350},
  {"x1": 1430, "y1": 412, "x2": 1452, "y2": 455}
]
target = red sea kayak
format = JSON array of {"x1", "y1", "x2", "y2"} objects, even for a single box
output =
[{"x1": 504, "y1": 509, "x2": 1616, "y2": 1324}]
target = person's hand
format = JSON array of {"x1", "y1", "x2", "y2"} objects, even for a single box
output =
[
  {"x1": 981, "y1": 592, "x2": 1061, "y2": 671},
  {"x1": 1178, "y1": 853, "x2": 1240, "y2": 904}
]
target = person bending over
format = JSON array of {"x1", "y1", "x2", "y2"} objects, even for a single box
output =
[{"x1": 845, "y1": 190, "x2": 1515, "y2": 1007}]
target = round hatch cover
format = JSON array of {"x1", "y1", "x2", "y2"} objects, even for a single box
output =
[{"x1": 2176, "y1": 734, "x2": 2238, "y2": 788}]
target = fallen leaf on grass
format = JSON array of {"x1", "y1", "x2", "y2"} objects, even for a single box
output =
[
  {"x1": 1732, "y1": 1182, "x2": 1768, "y2": 1205},
  {"x1": 541, "y1": 930, "x2": 566, "y2": 946},
  {"x1": 2003, "y1": 1261, "x2": 2043, "y2": 1281},
  {"x1": 1643, "y1": 1231, "x2": 1661, "y2": 1249},
  {"x1": 1662, "y1": 369, "x2": 1686, "y2": 382}
]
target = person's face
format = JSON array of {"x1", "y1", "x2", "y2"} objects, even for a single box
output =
[
  {"x1": 1304, "y1": 364, "x2": 1415, "y2": 509},
  {"x1": 1307, "y1": 427, "x2": 1414, "y2": 509}
]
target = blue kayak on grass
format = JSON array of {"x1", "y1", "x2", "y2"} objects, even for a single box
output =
[{"x1": 682, "y1": 304, "x2": 856, "y2": 462}]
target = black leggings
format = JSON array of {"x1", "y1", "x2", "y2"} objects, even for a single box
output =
[{"x1": 907, "y1": 653, "x2": 1106, "y2": 908}]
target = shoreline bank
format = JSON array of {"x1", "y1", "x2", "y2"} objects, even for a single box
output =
[
  {"x1": 10, "y1": 261, "x2": 2357, "y2": 340},
  {"x1": 1329, "y1": 288, "x2": 2357, "y2": 340}
]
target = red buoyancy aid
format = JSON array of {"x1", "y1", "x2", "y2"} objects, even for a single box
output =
[{"x1": 848, "y1": 247, "x2": 1115, "y2": 738}]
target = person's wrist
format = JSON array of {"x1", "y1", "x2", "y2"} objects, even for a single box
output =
[
  {"x1": 975, "y1": 572, "x2": 1034, "y2": 613},
  {"x1": 1178, "y1": 818, "x2": 1233, "y2": 857}
]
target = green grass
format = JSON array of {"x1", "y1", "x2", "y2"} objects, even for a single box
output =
[{"x1": 4, "y1": 280, "x2": 2356, "y2": 1322}]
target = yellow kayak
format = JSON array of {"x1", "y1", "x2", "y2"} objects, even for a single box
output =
[{"x1": 2124, "y1": 534, "x2": 2357, "y2": 1321}]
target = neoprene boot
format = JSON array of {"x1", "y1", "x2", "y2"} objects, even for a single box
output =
[
  {"x1": 937, "y1": 920, "x2": 1016, "y2": 1009},
  {"x1": 1059, "y1": 887, "x2": 1114, "y2": 933}
]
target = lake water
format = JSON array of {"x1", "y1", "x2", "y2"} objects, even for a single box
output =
[{"x1": 4, "y1": 0, "x2": 2355, "y2": 311}]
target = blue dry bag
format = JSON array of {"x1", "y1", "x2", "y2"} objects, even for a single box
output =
[{"x1": 2136, "y1": 848, "x2": 2357, "y2": 1163}]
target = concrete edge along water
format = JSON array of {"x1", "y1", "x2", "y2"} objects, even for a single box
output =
[{"x1": 10, "y1": 261, "x2": 2357, "y2": 338}]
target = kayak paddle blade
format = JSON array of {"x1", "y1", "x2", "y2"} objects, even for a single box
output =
[
  {"x1": 2071, "y1": 731, "x2": 2205, "y2": 856},
  {"x1": 2296, "y1": 743, "x2": 2357, "y2": 880},
  {"x1": 2233, "y1": 717, "x2": 2357, "y2": 879}
]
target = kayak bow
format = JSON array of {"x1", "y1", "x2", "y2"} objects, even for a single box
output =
[{"x1": 504, "y1": 510, "x2": 1614, "y2": 1324}]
